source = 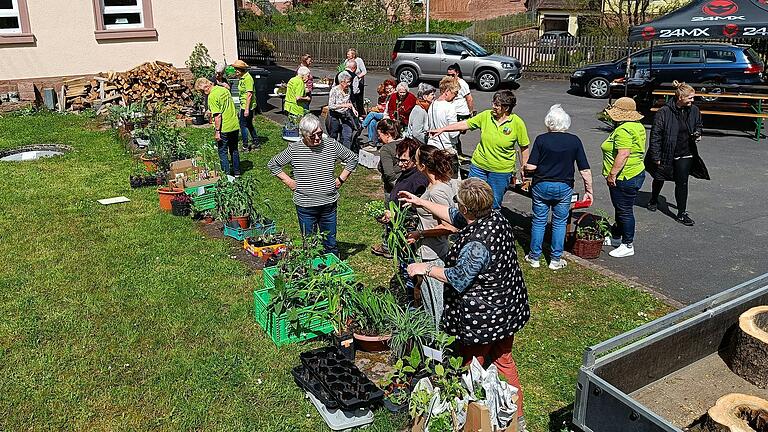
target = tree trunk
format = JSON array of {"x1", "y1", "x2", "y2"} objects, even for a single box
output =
[
  {"x1": 703, "y1": 393, "x2": 768, "y2": 432},
  {"x1": 731, "y1": 306, "x2": 768, "y2": 389}
]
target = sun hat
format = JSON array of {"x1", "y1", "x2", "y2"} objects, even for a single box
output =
[
  {"x1": 231, "y1": 59, "x2": 250, "y2": 71},
  {"x1": 605, "y1": 97, "x2": 643, "y2": 122}
]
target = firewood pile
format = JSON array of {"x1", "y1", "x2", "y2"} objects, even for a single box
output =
[{"x1": 61, "y1": 61, "x2": 192, "y2": 113}]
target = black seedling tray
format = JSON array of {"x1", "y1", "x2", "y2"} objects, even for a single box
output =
[
  {"x1": 299, "y1": 346, "x2": 384, "y2": 410},
  {"x1": 291, "y1": 365, "x2": 340, "y2": 410}
]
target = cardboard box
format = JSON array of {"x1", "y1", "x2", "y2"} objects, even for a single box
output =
[
  {"x1": 184, "y1": 174, "x2": 220, "y2": 189},
  {"x1": 412, "y1": 403, "x2": 517, "y2": 432}
]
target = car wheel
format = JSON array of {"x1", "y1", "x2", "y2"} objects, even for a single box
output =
[
  {"x1": 477, "y1": 69, "x2": 500, "y2": 91},
  {"x1": 587, "y1": 77, "x2": 609, "y2": 98},
  {"x1": 397, "y1": 67, "x2": 418, "y2": 87}
]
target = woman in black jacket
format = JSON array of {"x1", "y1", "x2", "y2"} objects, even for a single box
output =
[{"x1": 645, "y1": 81, "x2": 709, "y2": 226}]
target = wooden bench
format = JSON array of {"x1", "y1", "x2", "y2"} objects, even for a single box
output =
[{"x1": 649, "y1": 107, "x2": 768, "y2": 139}]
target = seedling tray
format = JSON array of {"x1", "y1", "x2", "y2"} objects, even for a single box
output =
[
  {"x1": 292, "y1": 365, "x2": 340, "y2": 410},
  {"x1": 263, "y1": 253, "x2": 354, "y2": 290},
  {"x1": 300, "y1": 346, "x2": 384, "y2": 410},
  {"x1": 253, "y1": 289, "x2": 333, "y2": 346},
  {"x1": 224, "y1": 220, "x2": 276, "y2": 241},
  {"x1": 243, "y1": 240, "x2": 287, "y2": 260},
  {"x1": 305, "y1": 391, "x2": 373, "y2": 431}
]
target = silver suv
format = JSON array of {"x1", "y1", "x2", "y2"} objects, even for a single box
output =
[{"x1": 388, "y1": 34, "x2": 522, "y2": 91}]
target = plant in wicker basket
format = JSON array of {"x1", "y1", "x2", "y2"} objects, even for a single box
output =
[{"x1": 573, "y1": 210, "x2": 612, "y2": 259}]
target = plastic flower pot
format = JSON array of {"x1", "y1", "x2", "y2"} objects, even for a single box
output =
[
  {"x1": 157, "y1": 187, "x2": 184, "y2": 211},
  {"x1": 352, "y1": 333, "x2": 392, "y2": 353},
  {"x1": 140, "y1": 153, "x2": 159, "y2": 173}
]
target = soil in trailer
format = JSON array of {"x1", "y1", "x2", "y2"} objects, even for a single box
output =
[{"x1": 630, "y1": 353, "x2": 768, "y2": 429}]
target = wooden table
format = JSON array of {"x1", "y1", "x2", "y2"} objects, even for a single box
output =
[{"x1": 652, "y1": 90, "x2": 768, "y2": 140}]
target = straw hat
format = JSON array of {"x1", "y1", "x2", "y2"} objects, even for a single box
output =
[
  {"x1": 231, "y1": 59, "x2": 250, "y2": 71},
  {"x1": 605, "y1": 97, "x2": 643, "y2": 122}
]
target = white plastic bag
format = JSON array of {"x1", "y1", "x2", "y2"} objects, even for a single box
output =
[{"x1": 461, "y1": 357, "x2": 518, "y2": 429}]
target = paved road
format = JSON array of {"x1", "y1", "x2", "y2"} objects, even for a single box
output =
[{"x1": 260, "y1": 65, "x2": 768, "y2": 305}]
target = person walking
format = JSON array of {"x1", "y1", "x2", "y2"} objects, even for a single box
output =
[
  {"x1": 407, "y1": 83, "x2": 436, "y2": 145},
  {"x1": 601, "y1": 97, "x2": 647, "y2": 258},
  {"x1": 429, "y1": 90, "x2": 530, "y2": 208},
  {"x1": 523, "y1": 105, "x2": 593, "y2": 270},
  {"x1": 645, "y1": 81, "x2": 709, "y2": 226},
  {"x1": 327, "y1": 71, "x2": 358, "y2": 149},
  {"x1": 232, "y1": 60, "x2": 259, "y2": 151},
  {"x1": 195, "y1": 78, "x2": 241, "y2": 176},
  {"x1": 298, "y1": 54, "x2": 315, "y2": 110},
  {"x1": 402, "y1": 178, "x2": 529, "y2": 432},
  {"x1": 268, "y1": 114, "x2": 359, "y2": 255},
  {"x1": 284, "y1": 67, "x2": 311, "y2": 120}
]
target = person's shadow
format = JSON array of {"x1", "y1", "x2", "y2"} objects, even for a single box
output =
[
  {"x1": 549, "y1": 404, "x2": 579, "y2": 432},
  {"x1": 635, "y1": 191, "x2": 678, "y2": 221},
  {"x1": 336, "y1": 241, "x2": 366, "y2": 260}
]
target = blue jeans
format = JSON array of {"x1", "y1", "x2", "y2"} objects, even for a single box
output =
[
  {"x1": 608, "y1": 172, "x2": 645, "y2": 245},
  {"x1": 218, "y1": 130, "x2": 240, "y2": 175},
  {"x1": 328, "y1": 112, "x2": 354, "y2": 149},
  {"x1": 239, "y1": 109, "x2": 257, "y2": 146},
  {"x1": 362, "y1": 112, "x2": 383, "y2": 145},
  {"x1": 468, "y1": 164, "x2": 513, "y2": 209},
  {"x1": 529, "y1": 181, "x2": 573, "y2": 261},
  {"x1": 296, "y1": 201, "x2": 338, "y2": 255}
]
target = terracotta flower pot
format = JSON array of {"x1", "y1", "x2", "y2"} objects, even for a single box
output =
[
  {"x1": 230, "y1": 215, "x2": 250, "y2": 229},
  {"x1": 157, "y1": 187, "x2": 184, "y2": 211},
  {"x1": 203, "y1": 215, "x2": 215, "y2": 224},
  {"x1": 353, "y1": 333, "x2": 392, "y2": 353},
  {"x1": 141, "y1": 154, "x2": 159, "y2": 173}
]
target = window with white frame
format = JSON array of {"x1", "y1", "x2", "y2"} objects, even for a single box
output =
[
  {"x1": 0, "y1": 0, "x2": 22, "y2": 34},
  {"x1": 102, "y1": 0, "x2": 144, "y2": 29}
]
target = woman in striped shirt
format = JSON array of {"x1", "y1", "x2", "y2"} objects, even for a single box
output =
[{"x1": 268, "y1": 114, "x2": 359, "y2": 254}]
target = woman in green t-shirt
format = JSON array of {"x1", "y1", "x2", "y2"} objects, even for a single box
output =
[
  {"x1": 600, "y1": 97, "x2": 646, "y2": 258},
  {"x1": 284, "y1": 67, "x2": 311, "y2": 119}
]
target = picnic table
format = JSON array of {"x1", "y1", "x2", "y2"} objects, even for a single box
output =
[
  {"x1": 269, "y1": 83, "x2": 331, "y2": 114},
  {"x1": 651, "y1": 89, "x2": 768, "y2": 141}
]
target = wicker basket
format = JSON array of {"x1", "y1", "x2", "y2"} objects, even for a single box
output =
[{"x1": 568, "y1": 213, "x2": 607, "y2": 259}]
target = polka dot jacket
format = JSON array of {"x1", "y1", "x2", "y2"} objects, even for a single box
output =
[{"x1": 442, "y1": 211, "x2": 531, "y2": 345}]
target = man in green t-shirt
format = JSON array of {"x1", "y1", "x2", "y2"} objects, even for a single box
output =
[
  {"x1": 195, "y1": 77, "x2": 241, "y2": 176},
  {"x1": 232, "y1": 60, "x2": 259, "y2": 151}
]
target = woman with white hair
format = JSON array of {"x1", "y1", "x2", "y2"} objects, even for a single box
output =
[
  {"x1": 384, "y1": 82, "x2": 417, "y2": 128},
  {"x1": 210, "y1": 62, "x2": 230, "y2": 89},
  {"x1": 523, "y1": 104, "x2": 593, "y2": 270},
  {"x1": 284, "y1": 66, "x2": 312, "y2": 118},
  {"x1": 267, "y1": 114, "x2": 359, "y2": 255},
  {"x1": 327, "y1": 71, "x2": 357, "y2": 149}
]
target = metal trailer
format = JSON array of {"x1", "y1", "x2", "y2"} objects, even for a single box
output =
[{"x1": 573, "y1": 272, "x2": 768, "y2": 432}]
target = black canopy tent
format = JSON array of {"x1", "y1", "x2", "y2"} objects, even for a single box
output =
[{"x1": 619, "y1": 0, "x2": 768, "y2": 95}]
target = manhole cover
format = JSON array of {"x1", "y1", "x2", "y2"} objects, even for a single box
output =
[{"x1": 0, "y1": 145, "x2": 72, "y2": 162}]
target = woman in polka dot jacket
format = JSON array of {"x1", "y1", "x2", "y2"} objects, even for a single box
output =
[{"x1": 403, "y1": 178, "x2": 530, "y2": 424}]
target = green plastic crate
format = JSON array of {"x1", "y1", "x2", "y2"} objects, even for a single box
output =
[
  {"x1": 253, "y1": 288, "x2": 334, "y2": 346},
  {"x1": 223, "y1": 221, "x2": 276, "y2": 241},
  {"x1": 187, "y1": 184, "x2": 217, "y2": 213},
  {"x1": 262, "y1": 253, "x2": 355, "y2": 290}
]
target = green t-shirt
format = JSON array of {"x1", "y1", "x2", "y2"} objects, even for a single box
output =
[
  {"x1": 601, "y1": 121, "x2": 646, "y2": 180},
  {"x1": 467, "y1": 110, "x2": 530, "y2": 173},
  {"x1": 208, "y1": 85, "x2": 239, "y2": 133},
  {"x1": 237, "y1": 72, "x2": 257, "y2": 110},
  {"x1": 284, "y1": 76, "x2": 307, "y2": 117}
]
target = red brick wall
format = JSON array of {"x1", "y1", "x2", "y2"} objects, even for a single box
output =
[{"x1": 430, "y1": 0, "x2": 527, "y2": 21}]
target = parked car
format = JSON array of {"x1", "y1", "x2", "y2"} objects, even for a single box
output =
[
  {"x1": 389, "y1": 34, "x2": 523, "y2": 91},
  {"x1": 570, "y1": 42, "x2": 765, "y2": 98},
  {"x1": 538, "y1": 30, "x2": 576, "y2": 54}
]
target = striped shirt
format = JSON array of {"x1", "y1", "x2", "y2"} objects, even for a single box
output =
[{"x1": 267, "y1": 136, "x2": 359, "y2": 208}]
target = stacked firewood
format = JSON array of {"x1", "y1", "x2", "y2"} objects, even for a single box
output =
[{"x1": 62, "y1": 61, "x2": 191, "y2": 112}]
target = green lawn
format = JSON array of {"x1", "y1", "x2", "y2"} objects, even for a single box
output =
[{"x1": 0, "y1": 111, "x2": 671, "y2": 431}]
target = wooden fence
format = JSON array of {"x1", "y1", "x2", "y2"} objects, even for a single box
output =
[{"x1": 239, "y1": 32, "x2": 768, "y2": 76}]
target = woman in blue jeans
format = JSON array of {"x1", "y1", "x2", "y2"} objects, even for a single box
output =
[
  {"x1": 600, "y1": 97, "x2": 647, "y2": 258},
  {"x1": 524, "y1": 105, "x2": 593, "y2": 270}
]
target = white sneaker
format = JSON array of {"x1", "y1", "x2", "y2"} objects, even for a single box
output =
[
  {"x1": 609, "y1": 243, "x2": 635, "y2": 258},
  {"x1": 604, "y1": 236, "x2": 621, "y2": 247},
  {"x1": 523, "y1": 254, "x2": 540, "y2": 268},
  {"x1": 549, "y1": 259, "x2": 567, "y2": 270}
]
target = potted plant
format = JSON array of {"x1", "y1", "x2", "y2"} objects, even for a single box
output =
[
  {"x1": 157, "y1": 186, "x2": 184, "y2": 211},
  {"x1": 571, "y1": 211, "x2": 612, "y2": 259},
  {"x1": 349, "y1": 285, "x2": 397, "y2": 352},
  {"x1": 380, "y1": 346, "x2": 427, "y2": 413},
  {"x1": 214, "y1": 178, "x2": 252, "y2": 228},
  {"x1": 140, "y1": 151, "x2": 159, "y2": 172},
  {"x1": 129, "y1": 164, "x2": 145, "y2": 188},
  {"x1": 389, "y1": 305, "x2": 437, "y2": 359},
  {"x1": 171, "y1": 193, "x2": 193, "y2": 216},
  {"x1": 190, "y1": 92, "x2": 207, "y2": 125}
]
